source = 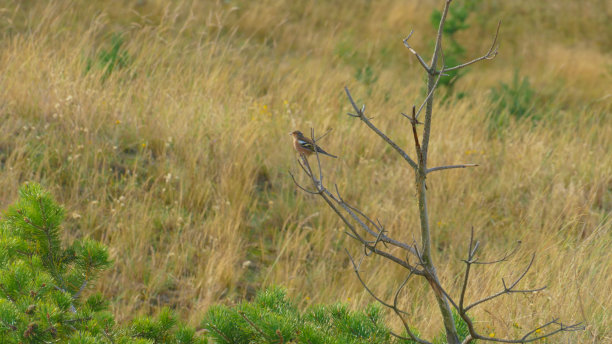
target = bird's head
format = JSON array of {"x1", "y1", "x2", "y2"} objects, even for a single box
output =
[{"x1": 289, "y1": 130, "x2": 304, "y2": 138}]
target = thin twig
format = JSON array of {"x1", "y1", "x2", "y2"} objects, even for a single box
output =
[
  {"x1": 420, "y1": 21, "x2": 449, "y2": 163},
  {"x1": 315, "y1": 128, "x2": 333, "y2": 142},
  {"x1": 465, "y1": 319, "x2": 584, "y2": 343},
  {"x1": 519, "y1": 319, "x2": 583, "y2": 342},
  {"x1": 346, "y1": 250, "x2": 407, "y2": 312},
  {"x1": 402, "y1": 30, "x2": 431, "y2": 72},
  {"x1": 344, "y1": 87, "x2": 418, "y2": 170},
  {"x1": 464, "y1": 254, "x2": 545, "y2": 312},
  {"x1": 430, "y1": 0, "x2": 451, "y2": 72},
  {"x1": 439, "y1": 21, "x2": 502, "y2": 74},
  {"x1": 459, "y1": 228, "x2": 476, "y2": 311},
  {"x1": 296, "y1": 156, "x2": 311, "y2": 176},
  {"x1": 415, "y1": 56, "x2": 446, "y2": 121},
  {"x1": 334, "y1": 185, "x2": 416, "y2": 255},
  {"x1": 421, "y1": 259, "x2": 583, "y2": 343},
  {"x1": 299, "y1": 157, "x2": 423, "y2": 274},
  {"x1": 288, "y1": 170, "x2": 320, "y2": 195},
  {"x1": 470, "y1": 242, "x2": 521, "y2": 265},
  {"x1": 391, "y1": 272, "x2": 431, "y2": 344},
  {"x1": 318, "y1": 187, "x2": 418, "y2": 273},
  {"x1": 427, "y1": 164, "x2": 479, "y2": 174},
  {"x1": 409, "y1": 107, "x2": 425, "y2": 170}
]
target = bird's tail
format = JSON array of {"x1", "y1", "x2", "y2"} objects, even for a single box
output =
[{"x1": 317, "y1": 149, "x2": 337, "y2": 158}]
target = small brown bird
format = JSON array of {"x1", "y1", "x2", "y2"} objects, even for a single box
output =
[{"x1": 290, "y1": 130, "x2": 337, "y2": 158}]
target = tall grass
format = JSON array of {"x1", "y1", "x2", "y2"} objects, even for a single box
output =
[{"x1": 0, "y1": 0, "x2": 610, "y2": 341}]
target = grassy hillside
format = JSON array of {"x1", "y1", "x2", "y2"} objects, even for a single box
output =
[{"x1": 0, "y1": 0, "x2": 610, "y2": 341}]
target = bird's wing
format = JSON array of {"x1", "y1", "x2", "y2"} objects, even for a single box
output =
[{"x1": 297, "y1": 139, "x2": 316, "y2": 152}]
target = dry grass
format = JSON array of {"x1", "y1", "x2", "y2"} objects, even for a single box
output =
[{"x1": 0, "y1": 0, "x2": 610, "y2": 341}]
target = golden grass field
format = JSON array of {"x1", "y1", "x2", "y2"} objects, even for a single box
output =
[{"x1": 0, "y1": 0, "x2": 610, "y2": 342}]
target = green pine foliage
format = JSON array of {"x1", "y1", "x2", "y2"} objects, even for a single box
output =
[
  {"x1": 0, "y1": 183, "x2": 205, "y2": 343},
  {"x1": 129, "y1": 307, "x2": 206, "y2": 344},
  {"x1": 202, "y1": 287, "x2": 408, "y2": 344},
  {"x1": 0, "y1": 182, "x2": 113, "y2": 343}
]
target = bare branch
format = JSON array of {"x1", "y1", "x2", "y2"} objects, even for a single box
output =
[
  {"x1": 315, "y1": 127, "x2": 333, "y2": 142},
  {"x1": 296, "y1": 155, "x2": 313, "y2": 178},
  {"x1": 415, "y1": 0, "x2": 453, "y2": 171},
  {"x1": 393, "y1": 272, "x2": 414, "y2": 310},
  {"x1": 334, "y1": 185, "x2": 416, "y2": 256},
  {"x1": 402, "y1": 30, "x2": 431, "y2": 72},
  {"x1": 439, "y1": 21, "x2": 502, "y2": 74},
  {"x1": 298, "y1": 156, "x2": 423, "y2": 274},
  {"x1": 458, "y1": 229, "x2": 520, "y2": 312},
  {"x1": 288, "y1": 170, "x2": 320, "y2": 195},
  {"x1": 409, "y1": 106, "x2": 424, "y2": 168},
  {"x1": 415, "y1": 57, "x2": 446, "y2": 121},
  {"x1": 427, "y1": 164, "x2": 479, "y2": 174},
  {"x1": 519, "y1": 319, "x2": 583, "y2": 342},
  {"x1": 465, "y1": 318, "x2": 584, "y2": 343},
  {"x1": 423, "y1": 254, "x2": 583, "y2": 344},
  {"x1": 464, "y1": 254, "x2": 544, "y2": 312},
  {"x1": 299, "y1": 156, "x2": 417, "y2": 270},
  {"x1": 346, "y1": 250, "x2": 403, "y2": 311},
  {"x1": 401, "y1": 112, "x2": 423, "y2": 125},
  {"x1": 319, "y1": 193, "x2": 403, "y2": 272},
  {"x1": 343, "y1": 230, "x2": 360, "y2": 242},
  {"x1": 430, "y1": 0, "x2": 452, "y2": 72},
  {"x1": 459, "y1": 228, "x2": 476, "y2": 311},
  {"x1": 470, "y1": 242, "x2": 521, "y2": 265},
  {"x1": 393, "y1": 273, "x2": 432, "y2": 344},
  {"x1": 318, "y1": 189, "x2": 367, "y2": 244},
  {"x1": 344, "y1": 87, "x2": 419, "y2": 170}
]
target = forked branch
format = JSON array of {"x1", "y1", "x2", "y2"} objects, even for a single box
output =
[
  {"x1": 464, "y1": 254, "x2": 544, "y2": 312},
  {"x1": 461, "y1": 318, "x2": 584, "y2": 344},
  {"x1": 403, "y1": 30, "x2": 431, "y2": 73},
  {"x1": 438, "y1": 21, "x2": 502, "y2": 74},
  {"x1": 449, "y1": 229, "x2": 583, "y2": 343},
  {"x1": 344, "y1": 87, "x2": 419, "y2": 170}
]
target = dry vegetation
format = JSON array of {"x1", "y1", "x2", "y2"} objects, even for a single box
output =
[{"x1": 0, "y1": 0, "x2": 610, "y2": 342}]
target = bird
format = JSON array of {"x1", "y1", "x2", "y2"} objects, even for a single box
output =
[{"x1": 290, "y1": 130, "x2": 337, "y2": 158}]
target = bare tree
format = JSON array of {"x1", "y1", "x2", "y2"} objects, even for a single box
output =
[{"x1": 290, "y1": 1, "x2": 583, "y2": 343}]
